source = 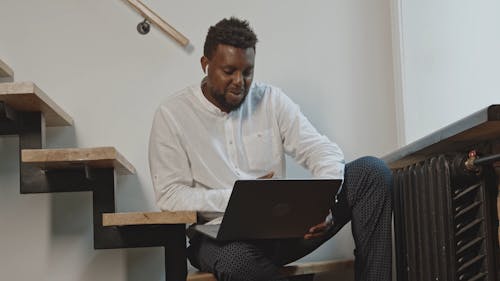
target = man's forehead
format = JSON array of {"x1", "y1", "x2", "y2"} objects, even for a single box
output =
[{"x1": 212, "y1": 44, "x2": 255, "y2": 62}]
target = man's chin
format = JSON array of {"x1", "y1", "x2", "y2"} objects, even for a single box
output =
[
  {"x1": 224, "y1": 100, "x2": 244, "y2": 111},
  {"x1": 224, "y1": 94, "x2": 247, "y2": 111}
]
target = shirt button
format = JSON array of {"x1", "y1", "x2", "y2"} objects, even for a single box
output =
[{"x1": 229, "y1": 141, "x2": 233, "y2": 145}]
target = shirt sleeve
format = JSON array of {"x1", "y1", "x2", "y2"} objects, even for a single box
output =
[
  {"x1": 272, "y1": 88, "x2": 345, "y2": 179},
  {"x1": 148, "y1": 106, "x2": 231, "y2": 212}
]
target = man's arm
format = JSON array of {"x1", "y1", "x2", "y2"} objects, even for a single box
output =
[
  {"x1": 270, "y1": 88, "x2": 344, "y2": 238},
  {"x1": 272, "y1": 88, "x2": 345, "y2": 179},
  {"x1": 149, "y1": 107, "x2": 231, "y2": 212}
]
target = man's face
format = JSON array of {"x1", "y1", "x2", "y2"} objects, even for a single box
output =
[{"x1": 202, "y1": 44, "x2": 255, "y2": 113}]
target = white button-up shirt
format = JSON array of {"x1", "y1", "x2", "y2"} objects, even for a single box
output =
[{"x1": 149, "y1": 81, "x2": 344, "y2": 213}]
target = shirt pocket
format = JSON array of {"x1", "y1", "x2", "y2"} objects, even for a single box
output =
[{"x1": 243, "y1": 129, "x2": 275, "y2": 171}]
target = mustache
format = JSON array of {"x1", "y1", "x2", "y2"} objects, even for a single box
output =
[{"x1": 226, "y1": 86, "x2": 246, "y2": 93}]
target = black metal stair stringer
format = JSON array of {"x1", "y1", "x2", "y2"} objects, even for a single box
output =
[
  {"x1": 0, "y1": 101, "x2": 18, "y2": 135},
  {"x1": 90, "y1": 167, "x2": 189, "y2": 281},
  {"x1": 0, "y1": 106, "x2": 189, "y2": 281}
]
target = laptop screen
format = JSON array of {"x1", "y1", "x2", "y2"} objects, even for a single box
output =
[{"x1": 216, "y1": 179, "x2": 341, "y2": 240}]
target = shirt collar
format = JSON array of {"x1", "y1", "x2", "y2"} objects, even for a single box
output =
[
  {"x1": 192, "y1": 80, "x2": 256, "y2": 117},
  {"x1": 192, "y1": 82, "x2": 228, "y2": 117}
]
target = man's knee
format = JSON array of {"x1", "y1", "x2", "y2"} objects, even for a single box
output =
[
  {"x1": 210, "y1": 242, "x2": 279, "y2": 281},
  {"x1": 346, "y1": 156, "x2": 393, "y2": 196},
  {"x1": 215, "y1": 257, "x2": 277, "y2": 281},
  {"x1": 360, "y1": 155, "x2": 391, "y2": 178}
]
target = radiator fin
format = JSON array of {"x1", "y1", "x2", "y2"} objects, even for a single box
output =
[{"x1": 393, "y1": 155, "x2": 497, "y2": 281}]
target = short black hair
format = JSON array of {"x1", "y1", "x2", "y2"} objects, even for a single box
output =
[{"x1": 203, "y1": 17, "x2": 258, "y2": 59}]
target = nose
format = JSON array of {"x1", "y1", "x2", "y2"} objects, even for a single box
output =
[{"x1": 232, "y1": 72, "x2": 243, "y2": 87}]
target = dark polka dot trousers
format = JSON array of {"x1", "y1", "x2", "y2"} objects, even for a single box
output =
[{"x1": 187, "y1": 156, "x2": 393, "y2": 281}]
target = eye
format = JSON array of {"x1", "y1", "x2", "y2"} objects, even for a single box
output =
[{"x1": 223, "y1": 68, "x2": 234, "y2": 75}]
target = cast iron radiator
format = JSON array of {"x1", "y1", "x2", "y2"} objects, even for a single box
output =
[{"x1": 393, "y1": 154, "x2": 498, "y2": 281}]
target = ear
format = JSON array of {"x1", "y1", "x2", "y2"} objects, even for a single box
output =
[{"x1": 201, "y1": 56, "x2": 209, "y2": 74}]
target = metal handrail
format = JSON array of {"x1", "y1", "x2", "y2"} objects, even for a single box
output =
[{"x1": 123, "y1": 0, "x2": 189, "y2": 47}]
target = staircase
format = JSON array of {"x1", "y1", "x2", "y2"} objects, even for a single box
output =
[
  {"x1": 0, "y1": 59, "x2": 13, "y2": 80},
  {"x1": 0, "y1": 58, "x2": 197, "y2": 280},
  {"x1": 0, "y1": 58, "x2": 354, "y2": 281}
]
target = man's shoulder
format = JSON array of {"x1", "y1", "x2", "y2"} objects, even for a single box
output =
[
  {"x1": 251, "y1": 81, "x2": 278, "y2": 93},
  {"x1": 249, "y1": 81, "x2": 292, "y2": 108},
  {"x1": 250, "y1": 81, "x2": 285, "y2": 101}
]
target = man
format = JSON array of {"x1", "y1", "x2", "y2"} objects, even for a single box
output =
[{"x1": 149, "y1": 17, "x2": 392, "y2": 281}]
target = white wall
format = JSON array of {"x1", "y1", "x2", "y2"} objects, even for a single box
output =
[
  {"x1": 397, "y1": 0, "x2": 500, "y2": 143},
  {"x1": 0, "y1": 0, "x2": 397, "y2": 280}
]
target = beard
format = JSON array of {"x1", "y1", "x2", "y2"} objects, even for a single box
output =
[
  {"x1": 215, "y1": 92, "x2": 247, "y2": 111},
  {"x1": 213, "y1": 89, "x2": 248, "y2": 112}
]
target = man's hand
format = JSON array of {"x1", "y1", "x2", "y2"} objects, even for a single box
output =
[
  {"x1": 304, "y1": 221, "x2": 332, "y2": 240},
  {"x1": 258, "y1": 171, "x2": 274, "y2": 179}
]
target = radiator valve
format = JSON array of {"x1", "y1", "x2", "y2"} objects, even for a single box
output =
[{"x1": 464, "y1": 150, "x2": 482, "y2": 175}]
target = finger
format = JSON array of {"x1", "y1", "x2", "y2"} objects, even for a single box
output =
[
  {"x1": 258, "y1": 171, "x2": 274, "y2": 179},
  {"x1": 309, "y1": 222, "x2": 328, "y2": 233},
  {"x1": 304, "y1": 231, "x2": 326, "y2": 240}
]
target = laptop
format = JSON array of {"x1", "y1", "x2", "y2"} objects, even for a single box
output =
[{"x1": 193, "y1": 179, "x2": 342, "y2": 241}]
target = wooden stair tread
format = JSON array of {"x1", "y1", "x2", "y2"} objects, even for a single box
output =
[
  {"x1": 187, "y1": 259, "x2": 354, "y2": 281},
  {"x1": 0, "y1": 81, "x2": 73, "y2": 126},
  {"x1": 0, "y1": 59, "x2": 14, "y2": 78},
  {"x1": 22, "y1": 147, "x2": 135, "y2": 175},
  {"x1": 102, "y1": 211, "x2": 197, "y2": 226}
]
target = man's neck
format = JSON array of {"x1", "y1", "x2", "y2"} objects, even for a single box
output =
[{"x1": 200, "y1": 77, "x2": 231, "y2": 113}]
